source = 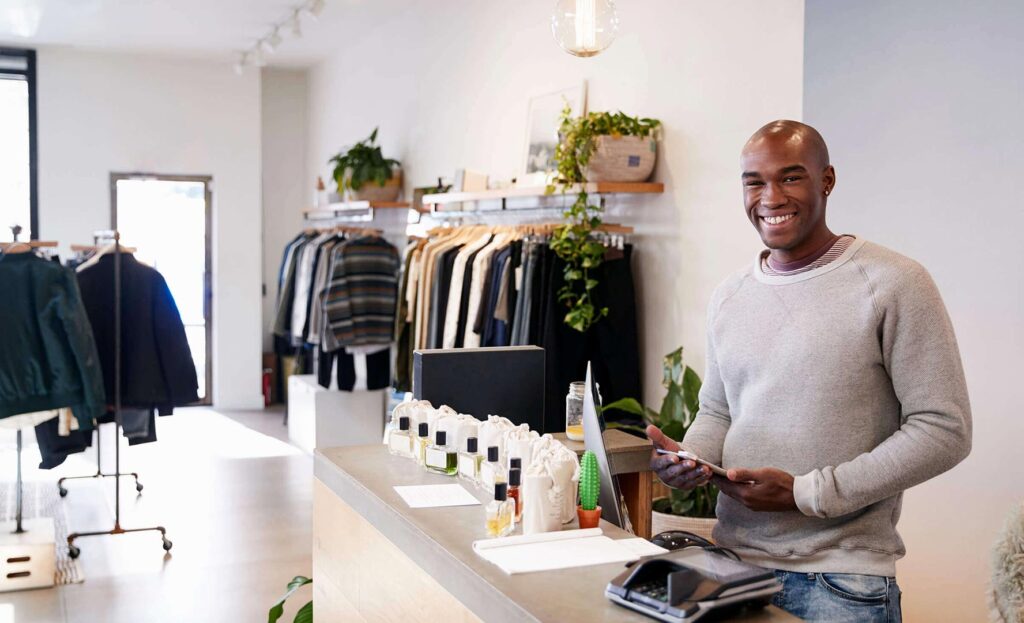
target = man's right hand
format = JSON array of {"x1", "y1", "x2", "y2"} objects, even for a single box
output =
[{"x1": 647, "y1": 425, "x2": 712, "y2": 490}]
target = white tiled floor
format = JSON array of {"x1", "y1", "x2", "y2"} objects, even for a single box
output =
[{"x1": 0, "y1": 406, "x2": 312, "y2": 623}]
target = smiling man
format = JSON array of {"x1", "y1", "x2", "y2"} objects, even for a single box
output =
[{"x1": 647, "y1": 120, "x2": 972, "y2": 622}]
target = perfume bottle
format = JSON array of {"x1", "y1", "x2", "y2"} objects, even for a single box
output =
[
  {"x1": 388, "y1": 416, "x2": 414, "y2": 458},
  {"x1": 458, "y1": 436, "x2": 483, "y2": 482},
  {"x1": 509, "y1": 457, "x2": 522, "y2": 472},
  {"x1": 485, "y1": 482, "x2": 513, "y2": 538},
  {"x1": 416, "y1": 422, "x2": 430, "y2": 466},
  {"x1": 479, "y1": 445, "x2": 506, "y2": 491},
  {"x1": 508, "y1": 467, "x2": 522, "y2": 524},
  {"x1": 425, "y1": 430, "x2": 458, "y2": 476}
]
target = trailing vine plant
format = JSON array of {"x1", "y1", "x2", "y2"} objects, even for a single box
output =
[{"x1": 548, "y1": 107, "x2": 661, "y2": 332}]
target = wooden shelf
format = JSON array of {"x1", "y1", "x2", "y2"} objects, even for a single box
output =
[
  {"x1": 304, "y1": 201, "x2": 410, "y2": 219},
  {"x1": 422, "y1": 182, "x2": 663, "y2": 207}
]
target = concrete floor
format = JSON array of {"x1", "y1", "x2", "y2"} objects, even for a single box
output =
[{"x1": 0, "y1": 406, "x2": 312, "y2": 623}]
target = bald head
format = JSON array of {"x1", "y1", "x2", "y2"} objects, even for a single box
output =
[
  {"x1": 744, "y1": 120, "x2": 830, "y2": 170},
  {"x1": 740, "y1": 120, "x2": 837, "y2": 261}
]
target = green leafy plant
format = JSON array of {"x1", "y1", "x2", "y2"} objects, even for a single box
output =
[
  {"x1": 604, "y1": 347, "x2": 719, "y2": 518},
  {"x1": 328, "y1": 127, "x2": 400, "y2": 193},
  {"x1": 548, "y1": 108, "x2": 661, "y2": 332},
  {"x1": 268, "y1": 575, "x2": 312, "y2": 623},
  {"x1": 579, "y1": 450, "x2": 600, "y2": 511}
]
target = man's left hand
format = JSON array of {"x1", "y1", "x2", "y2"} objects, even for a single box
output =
[{"x1": 715, "y1": 467, "x2": 798, "y2": 512}]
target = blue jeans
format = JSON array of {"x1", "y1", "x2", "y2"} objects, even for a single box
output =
[{"x1": 771, "y1": 570, "x2": 902, "y2": 622}]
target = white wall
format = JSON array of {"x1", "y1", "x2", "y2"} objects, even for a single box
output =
[
  {"x1": 804, "y1": 1, "x2": 1024, "y2": 619},
  {"x1": 261, "y1": 68, "x2": 309, "y2": 352},
  {"x1": 306, "y1": 0, "x2": 805, "y2": 408},
  {"x1": 36, "y1": 48, "x2": 264, "y2": 409}
]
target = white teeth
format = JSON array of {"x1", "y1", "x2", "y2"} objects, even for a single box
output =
[{"x1": 763, "y1": 214, "x2": 795, "y2": 225}]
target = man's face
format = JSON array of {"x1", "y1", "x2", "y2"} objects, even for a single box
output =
[{"x1": 741, "y1": 134, "x2": 833, "y2": 251}]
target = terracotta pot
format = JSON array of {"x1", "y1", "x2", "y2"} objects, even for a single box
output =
[
  {"x1": 350, "y1": 168, "x2": 403, "y2": 202},
  {"x1": 583, "y1": 135, "x2": 657, "y2": 183},
  {"x1": 651, "y1": 502, "x2": 717, "y2": 542},
  {"x1": 577, "y1": 505, "x2": 602, "y2": 529}
]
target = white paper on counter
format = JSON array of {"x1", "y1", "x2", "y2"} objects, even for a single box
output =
[
  {"x1": 472, "y1": 528, "x2": 640, "y2": 574},
  {"x1": 393, "y1": 484, "x2": 481, "y2": 509},
  {"x1": 615, "y1": 537, "x2": 669, "y2": 558}
]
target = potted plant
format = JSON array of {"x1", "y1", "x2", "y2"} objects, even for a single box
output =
[
  {"x1": 604, "y1": 347, "x2": 719, "y2": 542},
  {"x1": 548, "y1": 108, "x2": 661, "y2": 332},
  {"x1": 578, "y1": 450, "x2": 602, "y2": 528},
  {"x1": 328, "y1": 127, "x2": 402, "y2": 202},
  {"x1": 269, "y1": 575, "x2": 312, "y2": 623}
]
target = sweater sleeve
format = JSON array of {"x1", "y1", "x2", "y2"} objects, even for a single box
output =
[
  {"x1": 793, "y1": 263, "x2": 972, "y2": 519},
  {"x1": 682, "y1": 298, "x2": 731, "y2": 465}
]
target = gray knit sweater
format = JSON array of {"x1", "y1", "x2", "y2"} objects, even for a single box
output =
[{"x1": 682, "y1": 237, "x2": 972, "y2": 576}]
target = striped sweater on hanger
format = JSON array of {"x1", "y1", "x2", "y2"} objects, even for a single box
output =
[{"x1": 322, "y1": 236, "x2": 400, "y2": 351}]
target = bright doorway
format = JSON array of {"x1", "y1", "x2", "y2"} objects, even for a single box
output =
[{"x1": 111, "y1": 173, "x2": 213, "y2": 404}]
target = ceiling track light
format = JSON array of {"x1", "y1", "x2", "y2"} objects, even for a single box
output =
[{"x1": 235, "y1": 1, "x2": 324, "y2": 75}]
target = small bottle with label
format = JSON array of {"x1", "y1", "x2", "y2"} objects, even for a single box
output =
[
  {"x1": 485, "y1": 482, "x2": 513, "y2": 538},
  {"x1": 507, "y1": 467, "x2": 522, "y2": 525},
  {"x1": 458, "y1": 437, "x2": 483, "y2": 482},
  {"x1": 425, "y1": 430, "x2": 458, "y2": 476},
  {"x1": 388, "y1": 416, "x2": 414, "y2": 458},
  {"x1": 479, "y1": 445, "x2": 506, "y2": 491},
  {"x1": 415, "y1": 422, "x2": 430, "y2": 466}
]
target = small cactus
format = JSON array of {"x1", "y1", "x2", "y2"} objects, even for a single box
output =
[{"x1": 579, "y1": 450, "x2": 600, "y2": 511}]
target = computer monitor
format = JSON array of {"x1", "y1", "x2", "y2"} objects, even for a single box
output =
[{"x1": 582, "y1": 362, "x2": 634, "y2": 534}]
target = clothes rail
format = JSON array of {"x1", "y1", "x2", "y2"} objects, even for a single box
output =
[
  {"x1": 65, "y1": 231, "x2": 171, "y2": 559},
  {"x1": 1, "y1": 238, "x2": 58, "y2": 535}
]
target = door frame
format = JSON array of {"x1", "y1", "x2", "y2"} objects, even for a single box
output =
[{"x1": 110, "y1": 172, "x2": 214, "y2": 406}]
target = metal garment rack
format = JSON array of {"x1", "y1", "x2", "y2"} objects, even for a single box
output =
[
  {"x1": 58, "y1": 234, "x2": 145, "y2": 498},
  {"x1": 4, "y1": 227, "x2": 59, "y2": 536},
  {"x1": 65, "y1": 232, "x2": 172, "y2": 559}
]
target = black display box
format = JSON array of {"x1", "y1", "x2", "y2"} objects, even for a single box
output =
[{"x1": 412, "y1": 346, "x2": 546, "y2": 432}]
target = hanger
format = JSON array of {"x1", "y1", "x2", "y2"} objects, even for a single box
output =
[
  {"x1": 1, "y1": 240, "x2": 58, "y2": 254},
  {"x1": 75, "y1": 240, "x2": 138, "y2": 273}
]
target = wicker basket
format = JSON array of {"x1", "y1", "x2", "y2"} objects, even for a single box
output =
[
  {"x1": 583, "y1": 135, "x2": 657, "y2": 183},
  {"x1": 350, "y1": 169, "x2": 403, "y2": 202},
  {"x1": 651, "y1": 503, "x2": 718, "y2": 543}
]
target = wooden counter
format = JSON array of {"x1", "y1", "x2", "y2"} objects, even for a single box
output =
[{"x1": 313, "y1": 445, "x2": 797, "y2": 622}]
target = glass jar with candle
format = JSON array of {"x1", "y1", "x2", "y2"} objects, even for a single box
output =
[{"x1": 565, "y1": 381, "x2": 585, "y2": 441}]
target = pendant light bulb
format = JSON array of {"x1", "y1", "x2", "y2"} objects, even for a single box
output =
[{"x1": 551, "y1": 0, "x2": 618, "y2": 58}]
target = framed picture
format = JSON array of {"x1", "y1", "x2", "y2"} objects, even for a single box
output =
[{"x1": 523, "y1": 82, "x2": 588, "y2": 176}]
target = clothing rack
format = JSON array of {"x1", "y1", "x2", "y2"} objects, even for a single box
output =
[
  {"x1": 2, "y1": 238, "x2": 59, "y2": 535},
  {"x1": 65, "y1": 231, "x2": 171, "y2": 559},
  {"x1": 58, "y1": 240, "x2": 145, "y2": 498}
]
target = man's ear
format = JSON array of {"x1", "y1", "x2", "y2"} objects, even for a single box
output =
[{"x1": 823, "y1": 165, "x2": 836, "y2": 195}]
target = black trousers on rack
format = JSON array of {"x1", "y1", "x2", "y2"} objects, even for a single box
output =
[
  {"x1": 541, "y1": 244, "x2": 642, "y2": 434},
  {"x1": 317, "y1": 347, "x2": 391, "y2": 391}
]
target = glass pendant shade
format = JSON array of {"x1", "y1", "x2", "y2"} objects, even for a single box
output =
[{"x1": 551, "y1": 0, "x2": 618, "y2": 58}]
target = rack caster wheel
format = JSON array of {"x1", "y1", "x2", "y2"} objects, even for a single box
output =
[
  {"x1": 162, "y1": 538, "x2": 173, "y2": 552},
  {"x1": 136, "y1": 482, "x2": 144, "y2": 493},
  {"x1": 58, "y1": 486, "x2": 68, "y2": 498},
  {"x1": 68, "y1": 545, "x2": 80, "y2": 559}
]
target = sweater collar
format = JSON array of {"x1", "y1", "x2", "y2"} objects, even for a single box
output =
[{"x1": 752, "y1": 236, "x2": 866, "y2": 285}]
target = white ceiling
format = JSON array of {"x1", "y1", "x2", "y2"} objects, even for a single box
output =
[{"x1": 0, "y1": 0, "x2": 354, "y2": 67}]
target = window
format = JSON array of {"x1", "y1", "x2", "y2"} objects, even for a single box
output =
[{"x1": 0, "y1": 48, "x2": 36, "y2": 242}]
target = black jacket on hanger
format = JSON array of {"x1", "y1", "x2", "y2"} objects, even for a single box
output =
[
  {"x1": 0, "y1": 252, "x2": 105, "y2": 424},
  {"x1": 76, "y1": 253, "x2": 199, "y2": 412}
]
